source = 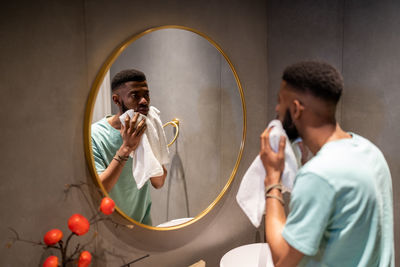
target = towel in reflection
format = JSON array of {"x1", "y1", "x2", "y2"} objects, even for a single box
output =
[{"x1": 119, "y1": 106, "x2": 169, "y2": 189}]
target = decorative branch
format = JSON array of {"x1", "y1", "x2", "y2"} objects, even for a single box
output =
[
  {"x1": 120, "y1": 254, "x2": 150, "y2": 267},
  {"x1": 66, "y1": 183, "x2": 135, "y2": 230},
  {"x1": 8, "y1": 227, "x2": 49, "y2": 248},
  {"x1": 7, "y1": 182, "x2": 145, "y2": 266}
]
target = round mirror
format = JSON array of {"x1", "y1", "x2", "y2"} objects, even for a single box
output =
[{"x1": 84, "y1": 25, "x2": 246, "y2": 230}]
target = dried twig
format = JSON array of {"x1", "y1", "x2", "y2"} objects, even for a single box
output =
[
  {"x1": 8, "y1": 227, "x2": 48, "y2": 248},
  {"x1": 120, "y1": 254, "x2": 150, "y2": 267},
  {"x1": 8, "y1": 182, "x2": 144, "y2": 266}
]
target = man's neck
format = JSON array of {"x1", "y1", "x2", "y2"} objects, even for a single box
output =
[
  {"x1": 302, "y1": 123, "x2": 351, "y2": 155},
  {"x1": 107, "y1": 112, "x2": 122, "y2": 130}
]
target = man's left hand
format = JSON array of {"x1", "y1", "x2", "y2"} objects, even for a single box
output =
[{"x1": 260, "y1": 127, "x2": 286, "y2": 186}]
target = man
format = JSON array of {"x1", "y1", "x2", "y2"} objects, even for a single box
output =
[
  {"x1": 260, "y1": 61, "x2": 394, "y2": 266},
  {"x1": 91, "y1": 69, "x2": 167, "y2": 225}
]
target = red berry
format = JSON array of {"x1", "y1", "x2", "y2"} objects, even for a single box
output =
[
  {"x1": 78, "y1": 250, "x2": 92, "y2": 267},
  {"x1": 43, "y1": 229, "x2": 63, "y2": 245},
  {"x1": 43, "y1": 255, "x2": 58, "y2": 267},
  {"x1": 68, "y1": 214, "x2": 90, "y2": 236},
  {"x1": 100, "y1": 197, "x2": 115, "y2": 215}
]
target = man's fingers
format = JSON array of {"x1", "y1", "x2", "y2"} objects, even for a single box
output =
[
  {"x1": 278, "y1": 135, "x2": 286, "y2": 157},
  {"x1": 124, "y1": 115, "x2": 130, "y2": 133},
  {"x1": 260, "y1": 127, "x2": 274, "y2": 152},
  {"x1": 128, "y1": 113, "x2": 140, "y2": 134},
  {"x1": 265, "y1": 127, "x2": 274, "y2": 150},
  {"x1": 129, "y1": 118, "x2": 136, "y2": 134},
  {"x1": 132, "y1": 113, "x2": 139, "y2": 124},
  {"x1": 136, "y1": 123, "x2": 147, "y2": 137},
  {"x1": 135, "y1": 119, "x2": 146, "y2": 136},
  {"x1": 260, "y1": 128, "x2": 268, "y2": 151},
  {"x1": 136, "y1": 118, "x2": 145, "y2": 128}
]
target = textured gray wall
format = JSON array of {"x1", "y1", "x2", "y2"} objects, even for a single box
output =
[
  {"x1": 2, "y1": 0, "x2": 398, "y2": 266},
  {"x1": 267, "y1": 0, "x2": 400, "y2": 263},
  {"x1": 266, "y1": 0, "x2": 344, "y2": 121},
  {"x1": 0, "y1": 0, "x2": 267, "y2": 266}
]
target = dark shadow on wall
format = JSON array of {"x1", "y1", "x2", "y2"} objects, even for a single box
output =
[{"x1": 166, "y1": 133, "x2": 190, "y2": 221}]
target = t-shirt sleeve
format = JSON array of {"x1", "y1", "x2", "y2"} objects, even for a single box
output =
[
  {"x1": 282, "y1": 173, "x2": 335, "y2": 256},
  {"x1": 91, "y1": 137, "x2": 106, "y2": 174}
]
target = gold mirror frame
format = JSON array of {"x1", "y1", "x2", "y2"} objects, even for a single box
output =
[{"x1": 84, "y1": 25, "x2": 247, "y2": 231}]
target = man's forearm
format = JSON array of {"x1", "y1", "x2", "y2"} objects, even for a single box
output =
[
  {"x1": 265, "y1": 184, "x2": 304, "y2": 267},
  {"x1": 265, "y1": 187, "x2": 287, "y2": 262},
  {"x1": 99, "y1": 147, "x2": 130, "y2": 192},
  {"x1": 150, "y1": 166, "x2": 167, "y2": 189}
]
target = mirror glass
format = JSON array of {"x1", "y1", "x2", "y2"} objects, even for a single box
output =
[{"x1": 87, "y1": 26, "x2": 245, "y2": 229}]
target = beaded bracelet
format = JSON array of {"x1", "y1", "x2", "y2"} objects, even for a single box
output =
[
  {"x1": 265, "y1": 194, "x2": 285, "y2": 206},
  {"x1": 116, "y1": 153, "x2": 129, "y2": 161},
  {"x1": 265, "y1": 183, "x2": 283, "y2": 194},
  {"x1": 113, "y1": 157, "x2": 122, "y2": 164}
]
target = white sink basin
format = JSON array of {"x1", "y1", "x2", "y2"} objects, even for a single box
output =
[
  {"x1": 156, "y1": 217, "x2": 193, "y2": 227},
  {"x1": 220, "y1": 243, "x2": 274, "y2": 267}
]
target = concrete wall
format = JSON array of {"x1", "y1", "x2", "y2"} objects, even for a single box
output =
[
  {"x1": 1, "y1": 0, "x2": 399, "y2": 266},
  {"x1": 267, "y1": 0, "x2": 400, "y2": 263},
  {"x1": 0, "y1": 0, "x2": 267, "y2": 266}
]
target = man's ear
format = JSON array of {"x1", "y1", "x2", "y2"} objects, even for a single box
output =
[
  {"x1": 292, "y1": 99, "x2": 304, "y2": 120},
  {"x1": 112, "y1": 93, "x2": 121, "y2": 106}
]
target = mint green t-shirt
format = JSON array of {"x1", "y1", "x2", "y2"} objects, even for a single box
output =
[
  {"x1": 283, "y1": 134, "x2": 394, "y2": 267},
  {"x1": 91, "y1": 117, "x2": 152, "y2": 225}
]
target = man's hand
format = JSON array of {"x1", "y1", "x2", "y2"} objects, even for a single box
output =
[
  {"x1": 100, "y1": 113, "x2": 147, "y2": 192},
  {"x1": 119, "y1": 113, "x2": 147, "y2": 156},
  {"x1": 260, "y1": 127, "x2": 286, "y2": 186}
]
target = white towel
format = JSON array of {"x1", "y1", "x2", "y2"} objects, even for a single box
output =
[
  {"x1": 119, "y1": 106, "x2": 170, "y2": 189},
  {"x1": 236, "y1": 120, "x2": 298, "y2": 228},
  {"x1": 146, "y1": 107, "x2": 170, "y2": 165}
]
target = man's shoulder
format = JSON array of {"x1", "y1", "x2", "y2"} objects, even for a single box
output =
[
  {"x1": 298, "y1": 132, "x2": 389, "y2": 184},
  {"x1": 312, "y1": 132, "x2": 382, "y2": 161},
  {"x1": 91, "y1": 117, "x2": 114, "y2": 137},
  {"x1": 91, "y1": 118, "x2": 113, "y2": 145},
  {"x1": 350, "y1": 133, "x2": 388, "y2": 165},
  {"x1": 91, "y1": 118, "x2": 108, "y2": 131},
  {"x1": 91, "y1": 117, "x2": 122, "y2": 149}
]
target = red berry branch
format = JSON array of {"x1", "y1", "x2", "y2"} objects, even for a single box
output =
[
  {"x1": 7, "y1": 182, "x2": 150, "y2": 266},
  {"x1": 40, "y1": 196, "x2": 115, "y2": 267}
]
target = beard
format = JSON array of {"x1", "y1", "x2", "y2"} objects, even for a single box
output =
[
  {"x1": 121, "y1": 100, "x2": 129, "y2": 113},
  {"x1": 121, "y1": 100, "x2": 149, "y2": 115},
  {"x1": 282, "y1": 109, "x2": 300, "y2": 141}
]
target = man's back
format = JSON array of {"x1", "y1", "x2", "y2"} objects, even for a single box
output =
[{"x1": 282, "y1": 133, "x2": 394, "y2": 266}]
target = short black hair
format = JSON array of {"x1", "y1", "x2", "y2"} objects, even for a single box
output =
[
  {"x1": 282, "y1": 61, "x2": 343, "y2": 104},
  {"x1": 111, "y1": 69, "x2": 146, "y2": 91}
]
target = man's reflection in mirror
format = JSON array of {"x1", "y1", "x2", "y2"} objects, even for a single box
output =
[{"x1": 91, "y1": 69, "x2": 168, "y2": 225}]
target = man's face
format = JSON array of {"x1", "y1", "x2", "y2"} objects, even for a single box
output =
[
  {"x1": 276, "y1": 81, "x2": 300, "y2": 141},
  {"x1": 117, "y1": 80, "x2": 150, "y2": 116}
]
